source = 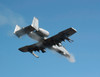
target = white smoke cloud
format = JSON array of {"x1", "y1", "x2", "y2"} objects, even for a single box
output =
[
  {"x1": 67, "y1": 54, "x2": 76, "y2": 63},
  {"x1": 51, "y1": 45, "x2": 76, "y2": 63},
  {"x1": 0, "y1": 4, "x2": 26, "y2": 26}
]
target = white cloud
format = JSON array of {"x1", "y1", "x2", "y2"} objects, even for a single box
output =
[{"x1": 0, "y1": 4, "x2": 26, "y2": 26}]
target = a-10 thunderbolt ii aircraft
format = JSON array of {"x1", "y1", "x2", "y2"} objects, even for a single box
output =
[{"x1": 14, "y1": 17, "x2": 77, "y2": 62}]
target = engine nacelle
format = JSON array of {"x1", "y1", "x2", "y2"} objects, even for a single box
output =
[{"x1": 37, "y1": 28, "x2": 49, "y2": 37}]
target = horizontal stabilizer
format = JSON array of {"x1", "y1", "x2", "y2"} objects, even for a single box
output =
[{"x1": 31, "y1": 17, "x2": 39, "y2": 31}]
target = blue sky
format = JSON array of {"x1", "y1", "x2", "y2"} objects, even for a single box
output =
[{"x1": 0, "y1": 0, "x2": 100, "y2": 77}]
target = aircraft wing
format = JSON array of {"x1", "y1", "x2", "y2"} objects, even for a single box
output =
[
  {"x1": 19, "y1": 27, "x2": 77, "y2": 52},
  {"x1": 43, "y1": 27, "x2": 77, "y2": 47},
  {"x1": 19, "y1": 42, "x2": 46, "y2": 53},
  {"x1": 18, "y1": 27, "x2": 77, "y2": 58}
]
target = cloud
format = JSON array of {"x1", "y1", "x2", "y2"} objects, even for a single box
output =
[{"x1": 0, "y1": 4, "x2": 26, "y2": 26}]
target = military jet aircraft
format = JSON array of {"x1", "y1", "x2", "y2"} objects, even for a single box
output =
[{"x1": 14, "y1": 17, "x2": 77, "y2": 62}]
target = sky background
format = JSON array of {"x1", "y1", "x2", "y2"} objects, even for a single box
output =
[{"x1": 0, "y1": 0, "x2": 100, "y2": 77}]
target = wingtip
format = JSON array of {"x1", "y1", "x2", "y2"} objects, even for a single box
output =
[{"x1": 71, "y1": 27, "x2": 77, "y2": 32}]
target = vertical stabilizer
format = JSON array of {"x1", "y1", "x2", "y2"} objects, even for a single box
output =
[
  {"x1": 31, "y1": 17, "x2": 39, "y2": 31},
  {"x1": 14, "y1": 25, "x2": 21, "y2": 34},
  {"x1": 14, "y1": 25, "x2": 25, "y2": 38}
]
